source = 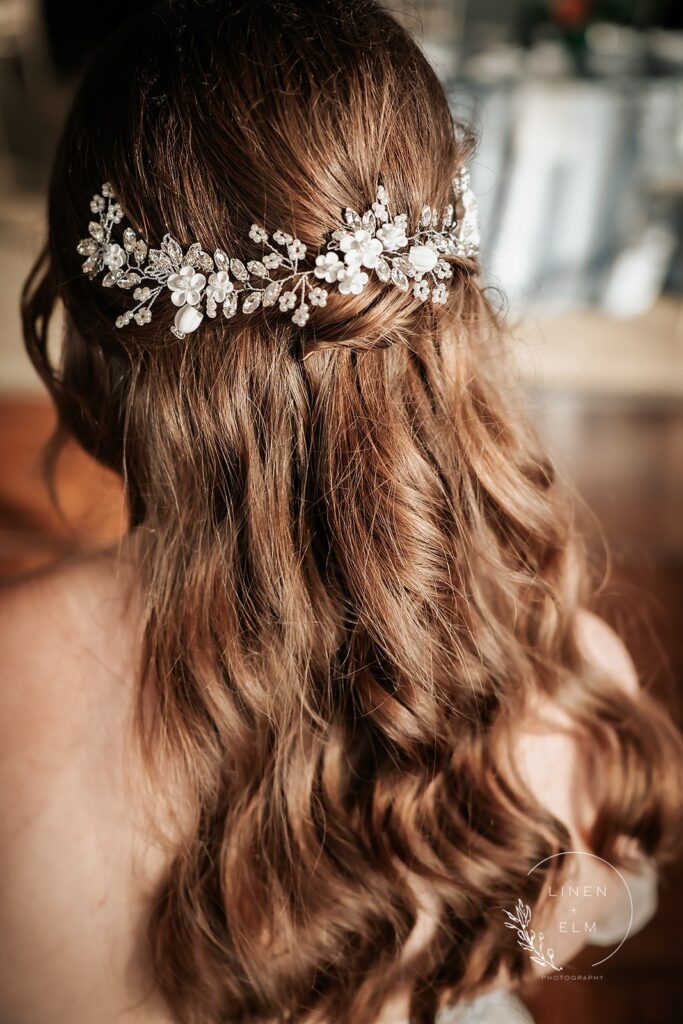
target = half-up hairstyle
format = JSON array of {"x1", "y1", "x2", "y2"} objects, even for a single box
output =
[{"x1": 21, "y1": 1, "x2": 683, "y2": 1022}]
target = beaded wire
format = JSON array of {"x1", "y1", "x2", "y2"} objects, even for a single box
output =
[{"x1": 76, "y1": 170, "x2": 480, "y2": 339}]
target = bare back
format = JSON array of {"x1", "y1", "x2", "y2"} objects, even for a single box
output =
[
  {"x1": 0, "y1": 547, "x2": 651, "y2": 1024},
  {"x1": 0, "y1": 549, "x2": 180, "y2": 1023}
]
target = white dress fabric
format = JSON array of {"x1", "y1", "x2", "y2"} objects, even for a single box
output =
[
  {"x1": 437, "y1": 990, "x2": 533, "y2": 1023},
  {"x1": 587, "y1": 859, "x2": 658, "y2": 946},
  {"x1": 432, "y1": 860, "x2": 658, "y2": 1024}
]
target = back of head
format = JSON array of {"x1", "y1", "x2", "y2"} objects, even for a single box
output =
[{"x1": 21, "y1": 2, "x2": 683, "y2": 1022}]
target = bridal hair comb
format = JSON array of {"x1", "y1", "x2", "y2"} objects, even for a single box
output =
[{"x1": 76, "y1": 171, "x2": 480, "y2": 339}]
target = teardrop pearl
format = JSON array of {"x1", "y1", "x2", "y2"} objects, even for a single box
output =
[
  {"x1": 174, "y1": 304, "x2": 204, "y2": 335},
  {"x1": 408, "y1": 244, "x2": 438, "y2": 273}
]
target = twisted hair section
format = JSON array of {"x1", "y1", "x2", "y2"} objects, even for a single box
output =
[{"x1": 21, "y1": 1, "x2": 683, "y2": 1022}]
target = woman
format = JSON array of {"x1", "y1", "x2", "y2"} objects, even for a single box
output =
[{"x1": 3, "y1": 1, "x2": 682, "y2": 1022}]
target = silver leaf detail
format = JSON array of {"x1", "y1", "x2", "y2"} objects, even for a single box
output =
[
  {"x1": 118, "y1": 272, "x2": 141, "y2": 288},
  {"x1": 196, "y1": 251, "x2": 214, "y2": 273},
  {"x1": 230, "y1": 258, "x2": 249, "y2": 281},
  {"x1": 375, "y1": 258, "x2": 391, "y2": 283},
  {"x1": 390, "y1": 266, "x2": 409, "y2": 292},
  {"x1": 148, "y1": 249, "x2": 173, "y2": 269},
  {"x1": 419, "y1": 205, "x2": 432, "y2": 228},
  {"x1": 184, "y1": 242, "x2": 203, "y2": 266},
  {"x1": 361, "y1": 210, "x2": 376, "y2": 232},
  {"x1": 161, "y1": 236, "x2": 183, "y2": 265},
  {"x1": 343, "y1": 209, "x2": 362, "y2": 229},
  {"x1": 224, "y1": 291, "x2": 238, "y2": 318},
  {"x1": 214, "y1": 248, "x2": 229, "y2": 272},
  {"x1": 246, "y1": 260, "x2": 269, "y2": 278},
  {"x1": 262, "y1": 281, "x2": 281, "y2": 306},
  {"x1": 242, "y1": 291, "x2": 262, "y2": 313},
  {"x1": 442, "y1": 204, "x2": 454, "y2": 228}
]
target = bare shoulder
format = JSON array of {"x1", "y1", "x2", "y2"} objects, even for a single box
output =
[
  {"x1": 575, "y1": 608, "x2": 640, "y2": 698},
  {"x1": 0, "y1": 548, "x2": 143, "y2": 846},
  {"x1": 503, "y1": 611, "x2": 640, "y2": 849},
  {"x1": 0, "y1": 548, "x2": 172, "y2": 1021},
  {"x1": 0, "y1": 543, "x2": 150, "y2": 855},
  {"x1": 0, "y1": 547, "x2": 141, "y2": 765}
]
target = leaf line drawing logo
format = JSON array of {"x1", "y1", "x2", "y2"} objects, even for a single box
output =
[{"x1": 503, "y1": 898, "x2": 562, "y2": 972}]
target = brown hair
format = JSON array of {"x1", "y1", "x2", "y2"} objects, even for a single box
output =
[{"x1": 21, "y1": 1, "x2": 683, "y2": 1021}]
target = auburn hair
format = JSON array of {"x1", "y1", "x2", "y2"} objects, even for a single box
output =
[{"x1": 21, "y1": 1, "x2": 683, "y2": 1022}]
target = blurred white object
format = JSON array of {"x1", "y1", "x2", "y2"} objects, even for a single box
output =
[
  {"x1": 438, "y1": 989, "x2": 533, "y2": 1023},
  {"x1": 647, "y1": 29, "x2": 683, "y2": 73},
  {"x1": 0, "y1": 0, "x2": 30, "y2": 50},
  {"x1": 463, "y1": 44, "x2": 525, "y2": 83},
  {"x1": 586, "y1": 22, "x2": 646, "y2": 76},
  {"x1": 588, "y1": 858, "x2": 658, "y2": 947},
  {"x1": 0, "y1": 0, "x2": 62, "y2": 192},
  {"x1": 488, "y1": 82, "x2": 625, "y2": 308},
  {"x1": 525, "y1": 40, "x2": 574, "y2": 78},
  {"x1": 602, "y1": 225, "x2": 678, "y2": 318}
]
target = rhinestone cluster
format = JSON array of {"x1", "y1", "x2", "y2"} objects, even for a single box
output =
[{"x1": 76, "y1": 170, "x2": 480, "y2": 339}]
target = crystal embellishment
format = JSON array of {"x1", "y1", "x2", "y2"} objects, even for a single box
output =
[{"x1": 76, "y1": 171, "x2": 479, "y2": 338}]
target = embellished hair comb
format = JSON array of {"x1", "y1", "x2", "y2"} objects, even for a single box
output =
[{"x1": 76, "y1": 170, "x2": 480, "y2": 339}]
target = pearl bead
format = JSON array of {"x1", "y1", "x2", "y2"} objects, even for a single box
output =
[
  {"x1": 174, "y1": 304, "x2": 204, "y2": 335},
  {"x1": 408, "y1": 244, "x2": 438, "y2": 273}
]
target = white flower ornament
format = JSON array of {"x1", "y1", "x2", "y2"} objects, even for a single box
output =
[
  {"x1": 376, "y1": 221, "x2": 408, "y2": 251},
  {"x1": 292, "y1": 304, "x2": 310, "y2": 326},
  {"x1": 287, "y1": 239, "x2": 307, "y2": 261},
  {"x1": 168, "y1": 266, "x2": 207, "y2": 307},
  {"x1": 339, "y1": 229, "x2": 384, "y2": 269},
  {"x1": 338, "y1": 266, "x2": 369, "y2": 296},
  {"x1": 206, "y1": 271, "x2": 233, "y2": 303},
  {"x1": 103, "y1": 243, "x2": 126, "y2": 271},
  {"x1": 249, "y1": 224, "x2": 268, "y2": 244},
  {"x1": 279, "y1": 290, "x2": 297, "y2": 312},
  {"x1": 371, "y1": 200, "x2": 389, "y2": 223},
  {"x1": 263, "y1": 252, "x2": 283, "y2": 270},
  {"x1": 76, "y1": 168, "x2": 479, "y2": 338},
  {"x1": 314, "y1": 252, "x2": 344, "y2": 283}
]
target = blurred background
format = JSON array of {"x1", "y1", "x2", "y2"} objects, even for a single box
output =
[{"x1": 0, "y1": 1, "x2": 681, "y2": 1021}]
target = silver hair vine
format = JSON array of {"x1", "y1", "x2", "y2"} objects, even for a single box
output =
[{"x1": 76, "y1": 170, "x2": 480, "y2": 340}]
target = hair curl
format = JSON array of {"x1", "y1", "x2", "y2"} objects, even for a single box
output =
[{"x1": 21, "y1": 2, "x2": 683, "y2": 1022}]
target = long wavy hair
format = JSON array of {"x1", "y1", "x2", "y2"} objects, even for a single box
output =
[{"x1": 21, "y1": 1, "x2": 683, "y2": 1022}]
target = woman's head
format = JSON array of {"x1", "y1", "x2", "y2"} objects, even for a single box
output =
[
  {"x1": 27, "y1": 0, "x2": 483, "y2": 506},
  {"x1": 22, "y1": 2, "x2": 683, "y2": 1023},
  {"x1": 41, "y1": 0, "x2": 475, "y2": 345}
]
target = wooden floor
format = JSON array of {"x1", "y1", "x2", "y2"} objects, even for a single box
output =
[{"x1": 0, "y1": 393, "x2": 682, "y2": 1023}]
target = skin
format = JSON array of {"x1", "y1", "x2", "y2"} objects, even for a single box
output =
[{"x1": 0, "y1": 539, "x2": 646, "y2": 1024}]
